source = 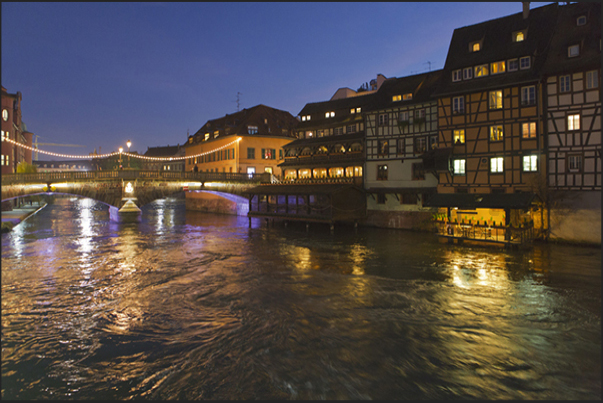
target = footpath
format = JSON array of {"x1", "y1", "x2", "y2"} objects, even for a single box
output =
[{"x1": 1, "y1": 202, "x2": 47, "y2": 232}]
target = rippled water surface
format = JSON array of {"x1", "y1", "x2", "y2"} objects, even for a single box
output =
[{"x1": 2, "y1": 196, "x2": 601, "y2": 400}]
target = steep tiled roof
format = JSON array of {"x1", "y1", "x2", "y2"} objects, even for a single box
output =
[
  {"x1": 190, "y1": 104, "x2": 298, "y2": 143},
  {"x1": 433, "y1": 2, "x2": 559, "y2": 97},
  {"x1": 297, "y1": 91, "x2": 380, "y2": 129},
  {"x1": 541, "y1": 2, "x2": 601, "y2": 76},
  {"x1": 367, "y1": 70, "x2": 443, "y2": 111}
]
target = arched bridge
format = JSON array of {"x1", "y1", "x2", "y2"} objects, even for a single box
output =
[{"x1": 2, "y1": 170, "x2": 273, "y2": 221}]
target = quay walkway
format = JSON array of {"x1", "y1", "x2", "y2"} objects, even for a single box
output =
[{"x1": 1, "y1": 201, "x2": 47, "y2": 232}]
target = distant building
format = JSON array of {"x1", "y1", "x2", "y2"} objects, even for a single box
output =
[
  {"x1": 143, "y1": 144, "x2": 185, "y2": 171},
  {"x1": 34, "y1": 159, "x2": 94, "y2": 172},
  {"x1": 1, "y1": 86, "x2": 34, "y2": 174},
  {"x1": 279, "y1": 74, "x2": 387, "y2": 185},
  {"x1": 185, "y1": 104, "x2": 298, "y2": 177}
]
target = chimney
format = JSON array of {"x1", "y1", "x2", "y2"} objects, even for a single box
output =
[{"x1": 522, "y1": 2, "x2": 530, "y2": 19}]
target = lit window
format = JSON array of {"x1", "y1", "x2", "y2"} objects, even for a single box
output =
[
  {"x1": 587, "y1": 70, "x2": 599, "y2": 89},
  {"x1": 559, "y1": 75, "x2": 571, "y2": 93},
  {"x1": 452, "y1": 96, "x2": 464, "y2": 114},
  {"x1": 204, "y1": 133, "x2": 210, "y2": 141},
  {"x1": 490, "y1": 61, "x2": 505, "y2": 75},
  {"x1": 491, "y1": 157, "x2": 504, "y2": 173},
  {"x1": 519, "y1": 56, "x2": 531, "y2": 70},
  {"x1": 377, "y1": 164, "x2": 388, "y2": 180},
  {"x1": 214, "y1": 130, "x2": 219, "y2": 138},
  {"x1": 471, "y1": 41, "x2": 481, "y2": 52},
  {"x1": 523, "y1": 155, "x2": 538, "y2": 172},
  {"x1": 568, "y1": 45, "x2": 580, "y2": 58},
  {"x1": 356, "y1": 107, "x2": 361, "y2": 113},
  {"x1": 452, "y1": 69, "x2": 462, "y2": 82},
  {"x1": 490, "y1": 125, "x2": 504, "y2": 141},
  {"x1": 463, "y1": 67, "x2": 473, "y2": 80},
  {"x1": 325, "y1": 111, "x2": 335, "y2": 118},
  {"x1": 568, "y1": 155, "x2": 582, "y2": 172},
  {"x1": 577, "y1": 16, "x2": 586, "y2": 26},
  {"x1": 403, "y1": 93, "x2": 413, "y2": 101},
  {"x1": 489, "y1": 90, "x2": 503, "y2": 109},
  {"x1": 305, "y1": 131, "x2": 314, "y2": 138},
  {"x1": 453, "y1": 129, "x2": 465, "y2": 144},
  {"x1": 568, "y1": 114, "x2": 580, "y2": 131},
  {"x1": 514, "y1": 31, "x2": 525, "y2": 42},
  {"x1": 521, "y1": 86, "x2": 536, "y2": 105},
  {"x1": 301, "y1": 115, "x2": 311, "y2": 121},
  {"x1": 475, "y1": 64, "x2": 489, "y2": 77},
  {"x1": 248, "y1": 126, "x2": 258, "y2": 134},
  {"x1": 522, "y1": 122, "x2": 537, "y2": 138},
  {"x1": 453, "y1": 159, "x2": 466, "y2": 175},
  {"x1": 350, "y1": 108, "x2": 356, "y2": 114},
  {"x1": 508, "y1": 59, "x2": 518, "y2": 72},
  {"x1": 392, "y1": 95, "x2": 402, "y2": 102}
]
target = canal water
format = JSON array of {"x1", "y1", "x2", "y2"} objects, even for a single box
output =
[{"x1": 2, "y1": 196, "x2": 601, "y2": 400}]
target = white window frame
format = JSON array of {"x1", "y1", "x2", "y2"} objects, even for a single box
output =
[
  {"x1": 586, "y1": 70, "x2": 599, "y2": 89},
  {"x1": 398, "y1": 111, "x2": 409, "y2": 122},
  {"x1": 379, "y1": 114, "x2": 389, "y2": 126},
  {"x1": 508, "y1": 59, "x2": 518, "y2": 72},
  {"x1": 453, "y1": 159, "x2": 466, "y2": 175},
  {"x1": 490, "y1": 157, "x2": 504, "y2": 173},
  {"x1": 521, "y1": 86, "x2": 536, "y2": 106},
  {"x1": 568, "y1": 154, "x2": 583, "y2": 172},
  {"x1": 568, "y1": 44, "x2": 580, "y2": 58},
  {"x1": 519, "y1": 56, "x2": 531, "y2": 70},
  {"x1": 452, "y1": 96, "x2": 464, "y2": 114},
  {"x1": 559, "y1": 75, "x2": 571, "y2": 93},
  {"x1": 490, "y1": 61, "x2": 505, "y2": 75},
  {"x1": 463, "y1": 67, "x2": 473, "y2": 80},
  {"x1": 452, "y1": 69, "x2": 462, "y2": 82},
  {"x1": 577, "y1": 15, "x2": 586, "y2": 26},
  {"x1": 523, "y1": 155, "x2": 538, "y2": 172}
]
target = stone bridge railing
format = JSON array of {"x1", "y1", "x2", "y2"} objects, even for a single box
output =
[{"x1": 1, "y1": 170, "x2": 274, "y2": 210}]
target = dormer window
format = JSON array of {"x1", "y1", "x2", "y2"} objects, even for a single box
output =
[
  {"x1": 513, "y1": 31, "x2": 525, "y2": 42},
  {"x1": 452, "y1": 69, "x2": 462, "y2": 82},
  {"x1": 519, "y1": 56, "x2": 531, "y2": 70},
  {"x1": 325, "y1": 111, "x2": 335, "y2": 118},
  {"x1": 392, "y1": 95, "x2": 402, "y2": 102},
  {"x1": 475, "y1": 64, "x2": 489, "y2": 77},
  {"x1": 214, "y1": 130, "x2": 219, "y2": 138},
  {"x1": 463, "y1": 67, "x2": 473, "y2": 80},
  {"x1": 350, "y1": 107, "x2": 362, "y2": 114},
  {"x1": 490, "y1": 61, "x2": 505, "y2": 75},
  {"x1": 470, "y1": 41, "x2": 481, "y2": 52},
  {"x1": 577, "y1": 15, "x2": 586, "y2": 26},
  {"x1": 403, "y1": 93, "x2": 413, "y2": 101},
  {"x1": 204, "y1": 133, "x2": 210, "y2": 141},
  {"x1": 568, "y1": 44, "x2": 580, "y2": 58},
  {"x1": 301, "y1": 114, "x2": 311, "y2": 121}
]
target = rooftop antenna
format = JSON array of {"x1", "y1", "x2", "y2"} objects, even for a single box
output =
[
  {"x1": 424, "y1": 61, "x2": 433, "y2": 72},
  {"x1": 236, "y1": 92, "x2": 242, "y2": 112}
]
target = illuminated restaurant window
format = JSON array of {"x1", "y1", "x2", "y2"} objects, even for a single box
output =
[{"x1": 453, "y1": 129, "x2": 465, "y2": 144}]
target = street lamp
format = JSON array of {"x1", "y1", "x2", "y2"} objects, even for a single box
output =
[
  {"x1": 126, "y1": 140, "x2": 132, "y2": 168},
  {"x1": 119, "y1": 147, "x2": 123, "y2": 169}
]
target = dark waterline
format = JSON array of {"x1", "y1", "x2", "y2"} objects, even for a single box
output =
[{"x1": 2, "y1": 196, "x2": 601, "y2": 400}]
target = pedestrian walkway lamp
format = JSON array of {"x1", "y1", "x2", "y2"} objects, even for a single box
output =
[{"x1": 127, "y1": 140, "x2": 131, "y2": 168}]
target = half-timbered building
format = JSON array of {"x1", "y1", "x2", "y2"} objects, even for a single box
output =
[
  {"x1": 425, "y1": 2, "x2": 559, "y2": 246},
  {"x1": 364, "y1": 70, "x2": 442, "y2": 230},
  {"x1": 278, "y1": 75, "x2": 387, "y2": 185},
  {"x1": 541, "y1": 2, "x2": 601, "y2": 244}
]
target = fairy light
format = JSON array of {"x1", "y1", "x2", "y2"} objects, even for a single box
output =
[{"x1": 3, "y1": 137, "x2": 242, "y2": 161}]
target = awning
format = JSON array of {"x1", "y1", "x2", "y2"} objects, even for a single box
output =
[{"x1": 423, "y1": 192, "x2": 540, "y2": 209}]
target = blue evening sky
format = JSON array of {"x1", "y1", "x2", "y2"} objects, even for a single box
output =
[{"x1": 2, "y1": 2, "x2": 553, "y2": 159}]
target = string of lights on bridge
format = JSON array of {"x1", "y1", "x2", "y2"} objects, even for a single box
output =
[{"x1": 4, "y1": 137, "x2": 242, "y2": 161}]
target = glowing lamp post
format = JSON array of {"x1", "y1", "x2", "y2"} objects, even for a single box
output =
[
  {"x1": 119, "y1": 147, "x2": 123, "y2": 169},
  {"x1": 126, "y1": 140, "x2": 131, "y2": 168}
]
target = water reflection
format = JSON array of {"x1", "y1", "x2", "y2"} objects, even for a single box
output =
[{"x1": 1, "y1": 197, "x2": 600, "y2": 400}]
